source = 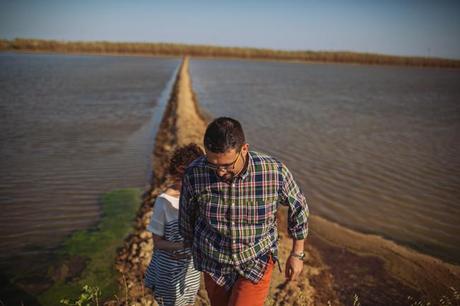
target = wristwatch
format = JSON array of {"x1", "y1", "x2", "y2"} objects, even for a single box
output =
[{"x1": 290, "y1": 251, "x2": 306, "y2": 260}]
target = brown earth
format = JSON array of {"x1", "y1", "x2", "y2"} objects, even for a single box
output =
[{"x1": 114, "y1": 57, "x2": 460, "y2": 306}]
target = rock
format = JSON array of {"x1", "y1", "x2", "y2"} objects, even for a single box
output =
[
  {"x1": 119, "y1": 252, "x2": 128, "y2": 261},
  {"x1": 142, "y1": 257, "x2": 150, "y2": 267},
  {"x1": 131, "y1": 257, "x2": 140, "y2": 264},
  {"x1": 140, "y1": 231, "x2": 150, "y2": 240}
]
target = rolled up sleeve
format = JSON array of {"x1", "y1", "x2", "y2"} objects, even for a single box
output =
[{"x1": 280, "y1": 163, "x2": 309, "y2": 240}]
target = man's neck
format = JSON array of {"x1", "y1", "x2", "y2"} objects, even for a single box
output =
[{"x1": 236, "y1": 152, "x2": 249, "y2": 177}]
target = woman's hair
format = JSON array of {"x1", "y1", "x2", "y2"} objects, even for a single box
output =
[{"x1": 168, "y1": 143, "x2": 204, "y2": 177}]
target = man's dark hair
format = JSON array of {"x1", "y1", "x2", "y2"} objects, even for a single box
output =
[{"x1": 204, "y1": 117, "x2": 246, "y2": 153}]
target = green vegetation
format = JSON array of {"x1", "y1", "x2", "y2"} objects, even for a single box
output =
[
  {"x1": 1, "y1": 38, "x2": 459, "y2": 68},
  {"x1": 60, "y1": 285, "x2": 101, "y2": 306},
  {"x1": 38, "y1": 188, "x2": 141, "y2": 306}
]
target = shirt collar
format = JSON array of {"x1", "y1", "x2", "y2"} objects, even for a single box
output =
[{"x1": 238, "y1": 151, "x2": 254, "y2": 180}]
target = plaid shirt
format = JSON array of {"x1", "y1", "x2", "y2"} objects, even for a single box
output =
[{"x1": 179, "y1": 151, "x2": 309, "y2": 289}]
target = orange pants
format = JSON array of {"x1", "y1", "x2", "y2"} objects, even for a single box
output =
[{"x1": 204, "y1": 258, "x2": 275, "y2": 306}]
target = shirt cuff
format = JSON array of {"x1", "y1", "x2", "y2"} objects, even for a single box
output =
[{"x1": 289, "y1": 227, "x2": 308, "y2": 240}]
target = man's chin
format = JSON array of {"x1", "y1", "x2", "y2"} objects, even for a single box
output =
[{"x1": 219, "y1": 173, "x2": 235, "y2": 184}]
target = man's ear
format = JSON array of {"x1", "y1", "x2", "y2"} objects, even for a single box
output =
[{"x1": 241, "y1": 143, "x2": 249, "y2": 154}]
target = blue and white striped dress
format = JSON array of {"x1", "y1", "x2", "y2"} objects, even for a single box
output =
[{"x1": 144, "y1": 193, "x2": 200, "y2": 306}]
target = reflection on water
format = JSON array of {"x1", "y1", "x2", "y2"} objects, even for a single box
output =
[
  {"x1": 0, "y1": 53, "x2": 179, "y2": 270},
  {"x1": 190, "y1": 59, "x2": 460, "y2": 264}
]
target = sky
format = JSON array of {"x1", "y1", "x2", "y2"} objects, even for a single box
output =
[{"x1": 1, "y1": 0, "x2": 460, "y2": 59}]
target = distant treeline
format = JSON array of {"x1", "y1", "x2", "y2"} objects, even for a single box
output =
[{"x1": 1, "y1": 38, "x2": 459, "y2": 68}]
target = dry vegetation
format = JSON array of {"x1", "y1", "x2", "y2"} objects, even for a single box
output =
[{"x1": 1, "y1": 38, "x2": 460, "y2": 68}]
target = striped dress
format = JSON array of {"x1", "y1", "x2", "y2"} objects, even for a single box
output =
[{"x1": 144, "y1": 193, "x2": 201, "y2": 306}]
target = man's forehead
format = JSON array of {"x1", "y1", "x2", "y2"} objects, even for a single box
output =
[{"x1": 206, "y1": 148, "x2": 237, "y2": 154}]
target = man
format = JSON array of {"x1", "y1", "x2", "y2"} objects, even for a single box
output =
[{"x1": 179, "y1": 117, "x2": 309, "y2": 306}]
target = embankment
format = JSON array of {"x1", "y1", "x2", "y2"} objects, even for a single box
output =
[
  {"x1": 115, "y1": 57, "x2": 210, "y2": 306},
  {"x1": 115, "y1": 57, "x2": 460, "y2": 306}
]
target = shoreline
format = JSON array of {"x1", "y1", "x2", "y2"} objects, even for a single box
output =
[
  {"x1": 2, "y1": 39, "x2": 460, "y2": 69},
  {"x1": 309, "y1": 215, "x2": 460, "y2": 303},
  {"x1": 0, "y1": 188, "x2": 143, "y2": 306},
  {"x1": 3, "y1": 49, "x2": 460, "y2": 71},
  {"x1": 115, "y1": 57, "x2": 460, "y2": 305}
]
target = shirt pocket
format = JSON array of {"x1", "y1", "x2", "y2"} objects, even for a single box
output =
[
  {"x1": 244, "y1": 198, "x2": 277, "y2": 225},
  {"x1": 196, "y1": 189, "x2": 225, "y2": 226}
]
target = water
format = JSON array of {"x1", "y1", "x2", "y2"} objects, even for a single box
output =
[
  {"x1": 0, "y1": 53, "x2": 179, "y2": 270},
  {"x1": 189, "y1": 59, "x2": 460, "y2": 264}
]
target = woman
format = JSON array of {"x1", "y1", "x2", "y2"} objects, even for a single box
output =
[{"x1": 144, "y1": 143, "x2": 204, "y2": 306}]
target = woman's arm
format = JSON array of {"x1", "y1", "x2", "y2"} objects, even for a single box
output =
[{"x1": 152, "y1": 233, "x2": 185, "y2": 252}]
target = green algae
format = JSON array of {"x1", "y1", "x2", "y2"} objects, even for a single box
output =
[{"x1": 38, "y1": 188, "x2": 141, "y2": 305}]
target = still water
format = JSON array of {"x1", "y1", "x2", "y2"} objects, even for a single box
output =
[
  {"x1": 190, "y1": 59, "x2": 460, "y2": 264},
  {"x1": 0, "y1": 53, "x2": 179, "y2": 270}
]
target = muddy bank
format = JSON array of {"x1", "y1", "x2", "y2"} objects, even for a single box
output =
[{"x1": 115, "y1": 57, "x2": 460, "y2": 305}]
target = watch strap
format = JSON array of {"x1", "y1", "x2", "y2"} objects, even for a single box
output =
[{"x1": 290, "y1": 252, "x2": 305, "y2": 260}]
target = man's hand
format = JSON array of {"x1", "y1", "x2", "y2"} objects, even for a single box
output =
[
  {"x1": 285, "y1": 254, "x2": 304, "y2": 281},
  {"x1": 286, "y1": 239, "x2": 305, "y2": 281}
]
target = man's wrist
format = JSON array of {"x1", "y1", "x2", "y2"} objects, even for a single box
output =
[
  {"x1": 291, "y1": 239, "x2": 305, "y2": 253},
  {"x1": 289, "y1": 251, "x2": 306, "y2": 260}
]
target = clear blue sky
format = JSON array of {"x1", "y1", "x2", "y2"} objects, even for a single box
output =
[{"x1": 1, "y1": 0, "x2": 459, "y2": 59}]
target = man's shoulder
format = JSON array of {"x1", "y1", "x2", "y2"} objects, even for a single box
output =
[
  {"x1": 184, "y1": 156, "x2": 207, "y2": 177},
  {"x1": 250, "y1": 151, "x2": 282, "y2": 167},
  {"x1": 188, "y1": 155, "x2": 207, "y2": 168}
]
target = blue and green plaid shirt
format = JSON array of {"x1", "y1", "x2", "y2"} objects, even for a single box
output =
[{"x1": 179, "y1": 151, "x2": 309, "y2": 289}]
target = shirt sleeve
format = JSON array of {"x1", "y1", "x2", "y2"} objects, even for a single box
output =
[
  {"x1": 178, "y1": 171, "x2": 195, "y2": 244},
  {"x1": 147, "y1": 197, "x2": 166, "y2": 236},
  {"x1": 280, "y1": 163, "x2": 309, "y2": 240}
]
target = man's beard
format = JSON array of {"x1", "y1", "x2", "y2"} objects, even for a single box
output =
[{"x1": 219, "y1": 172, "x2": 236, "y2": 184}]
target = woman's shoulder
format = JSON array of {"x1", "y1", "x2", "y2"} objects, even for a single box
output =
[
  {"x1": 164, "y1": 188, "x2": 180, "y2": 198},
  {"x1": 157, "y1": 191, "x2": 180, "y2": 210}
]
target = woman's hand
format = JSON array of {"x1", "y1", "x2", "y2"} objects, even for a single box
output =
[{"x1": 152, "y1": 234, "x2": 185, "y2": 251}]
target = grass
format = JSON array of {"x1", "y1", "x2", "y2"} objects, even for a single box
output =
[
  {"x1": 1, "y1": 38, "x2": 460, "y2": 68},
  {"x1": 37, "y1": 188, "x2": 141, "y2": 306}
]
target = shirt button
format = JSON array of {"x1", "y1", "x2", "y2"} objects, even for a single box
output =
[
  {"x1": 232, "y1": 240, "x2": 236, "y2": 243},
  {"x1": 231, "y1": 221, "x2": 235, "y2": 225}
]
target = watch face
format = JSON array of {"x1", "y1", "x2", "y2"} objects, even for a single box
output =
[{"x1": 292, "y1": 252, "x2": 305, "y2": 259}]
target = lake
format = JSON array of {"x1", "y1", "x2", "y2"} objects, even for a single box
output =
[
  {"x1": 0, "y1": 53, "x2": 179, "y2": 274},
  {"x1": 190, "y1": 58, "x2": 460, "y2": 264}
]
